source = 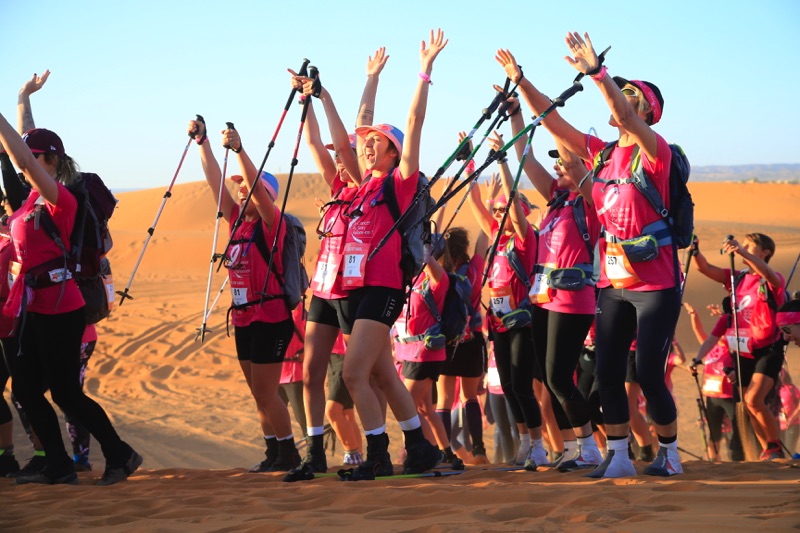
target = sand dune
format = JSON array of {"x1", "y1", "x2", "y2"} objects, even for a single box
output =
[{"x1": 2, "y1": 177, "x2": 799, "y2": 531}]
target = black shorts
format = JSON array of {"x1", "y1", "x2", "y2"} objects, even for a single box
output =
[
  {"x1": 753, "y1": 341, "x2": 785, "y2": 381},
  {"x1": 341, "y1": 286, "x2": 406, "y2": 332},
  {"x1": 401, "y1": 360, "x2": 444, "y2": 382},
  {"x1": 307, "y1": 295, "x2": 348, "y2": 330},
  {"x1": 326, "y1": 353, "x2": 354, "y2": 409},
  {"x1": 234, "y1": 319, "x2": 294, "y2": 364},
  {"x1": 441, "y1": 332, "x2": 486, "y2": 378}
]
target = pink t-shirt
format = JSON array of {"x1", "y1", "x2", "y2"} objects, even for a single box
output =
[
  {"x1": 0, "y1": 235, "x2": 16, "y2": 337},
  {"x1": 701, "y1": 341, "x2": 734, "y2": 399},
  {"x1": 311, "y1": 175, "x2": 358, "y2": 300},
  {"x1": 487, "y1": 225, "x2": 537, "y2": 333},
  {"x1": 332, "y1": 330, "x2": 347, "y2": 355},
  {"x1": 710, "y1": 313, "x2": 754, "y2": 360},
  {"x1": 722, "y1": 269, "x2": 786, "y2": 349},
  {"x1": 280, "y1": 305, "x2": 305, "y2": 384},
  {"x1": 537, "y1": 188, "x2": 599, "y2": 315},
  {"x1": 779, "y1": 383, "x2": 800, "y2": 430},
  {"x1": 342, "y1": 168, "x2": 418, "y2": 290},
  {"x1": 6, "y1": 182, "x2": 84, "y2": 315},
  {"x1": 587, "y1": 134, "x2": 675, "y2": 291},
  {"x1": 393, "y1": 271, "x2": 449, "y2": 363},
  {"x1": 226, "y1": 204, "x2": 290, "y2": 327}
]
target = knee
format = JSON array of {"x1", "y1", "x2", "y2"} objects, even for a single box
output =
[
  {"x1": 342, "y1": 367, "x2": 369, "y2": 394},
  {"x1": 325, "y1": 401, "x2": 343, "y2": 420}
]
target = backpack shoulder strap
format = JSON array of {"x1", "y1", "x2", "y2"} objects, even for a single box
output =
[
  {"x1": 570, "y1": 195, "x2": 594, "y2": 262},
  {"x1": 381, "y1": 171, "x2": 401, "y2": 223},
  {"x1": 591, "y1": 141, "x2": 619, "y2": 185},
  {"x1": 630, "y1": 145, "x2": 669, "y2": 220}
]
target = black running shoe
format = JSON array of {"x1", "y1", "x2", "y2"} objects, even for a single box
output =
[
  {"x1": 97, "y1": 450, "x2": 143, "y2": 486},
  {"x1": 0, "y1": 453, "x2": 20, "y2": 477},
  {"x1": 6, "y1": 454, "x2": 46, "y2": 479},
  {"x1": 283, "y1": 453, "x2": 328, "y2": 482},
  {"x1": 15, "y1": 470, "x2": 78, "y2": 486},
  {"x1": 338, "y1": 451, "x2": 393, "y2": 481},
  {"x1": 268, "y1": 447, "x2": 301, "y2": 472},
  {"x1": 403, "y1": 440, "x2": 441, "y2": 475}
]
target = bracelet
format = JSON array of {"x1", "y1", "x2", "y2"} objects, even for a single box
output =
[
  {"x1": 419, "y1": 72, "x2": 432, "y2": 85},
  {"x1": 590, "y1": 65, "x2": 608, "y2": 82}
]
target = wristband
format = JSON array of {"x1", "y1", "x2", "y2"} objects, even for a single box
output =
[
  {"x1": 465, "y1": 159, "x2": 476, "y2": 176},
  {"x1": 195, "y1": 134, "x2": 207, "y2": 146},
  {"x1": 590, "y1": 66, "x2": 608, "y2": 82},
  {"x1": 232, "y1": 144, "x2": 242, "y2": 154},
  {"x1": 419, "y1": 72, "x2": 432, "y2": 85}
]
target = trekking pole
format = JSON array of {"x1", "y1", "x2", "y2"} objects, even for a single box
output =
[
  {"x1": 117, "y1": 115, "x2": 203, "y2": 305},
  {"x1": 257, "y1": 66, "x2": 318, "y2": 301},
  {"x1": 216, "y1": 59, "x2": 310, "y2": 272},
  {"x1": 786, "y1": 251, "x2": 800, "y2": 289},
  {"x1": 195, "y1": 276, "x2": 230, "y2": 341},
  {"x1": 440, "y1": 169, "x2": 481, "y2": 235},
  {"x1": 690, "y1": 365, "x2": 717, "y2": 460},
  {"x1": 197, "y1": 122, "x2": 235, "y2": 342},
  {"x1": 433, "y1": 80, "x2": 585, "y2": 226},
  {"x1": 480, "y1": 81, "x2": 585, "y2": 287},
  {"x1": 366, "y1": 86, "x2": 509, "y2": 263}
]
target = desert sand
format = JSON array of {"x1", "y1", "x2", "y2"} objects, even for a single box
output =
[{"x1": 2, "y1": 177, "x2": 799, "y2": 532}]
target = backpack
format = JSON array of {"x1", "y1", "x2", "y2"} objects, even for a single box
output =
[
  {"x1": 34, "y1": 172, "x2": 117, "y2": 324},
  {"x1": 405, "y1": 269, "x2": 473, "y2": 349},
  {"x1": 383, "y1": 172, "x2": 435, "y2": 288},
  {"x1": 593, "y1": 142, "x2": 694, "y2": 249},
  {"x1": 245, "y1": 212, "x2": 309, "y2": 312}
]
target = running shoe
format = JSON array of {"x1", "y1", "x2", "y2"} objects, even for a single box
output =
[
  {"x1": 403, "y1": 440, "x2": 441, "y2": 475},
  {"x1": 642, "y1": 447, "x2": 683, "y2": 477},
  {"x1": 338, "y1": 451, "x2": 393, "y2": 481},
  {"x1": 97, "y1": 449, "x2": 144, "y2": 486},
  {"x1": 586, "y1": 449, "x2": 637, "y2": 479},
  {"x1": 558, "y1": 445, "x2": 604, "y2": 472},
  {"x1": 759, "y1": 444, "x2": 785, "y2": 461},
  {"x1": 283, "y1": 453, "x2": 328, "y2": 482},
  {"x1": 0, "y1": 453, "x2": 20, "y2": 477},
  {"x1": 6, "y1": 454, "x2": 46, "y2": 479},
  {"x1": 15, "y1": 469, "x2": 78, "y2": 486},
  {"x1": 343, "y1": 450, "x2": 363, "y2": 466}
]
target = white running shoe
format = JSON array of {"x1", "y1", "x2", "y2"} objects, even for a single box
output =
[
  {"x1": 514, "y1": 444, "x2": 532, "y2": 466},
  {"x1": 343, "y1": 450, "x2": 364, "y2": 466},
  {"x1": 585, "y1": 449, "x2": 637, "y2": 479},
  {"x1": 558, "y1": 445, "x2": 604, "y2": 472},
  {"x1": 643, "y1": 447, "x2": 683, "y2": 477}
]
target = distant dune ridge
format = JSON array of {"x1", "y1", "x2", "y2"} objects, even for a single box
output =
[{"x1": 2, "y1": 177, "x2": 799, "y2": 531}]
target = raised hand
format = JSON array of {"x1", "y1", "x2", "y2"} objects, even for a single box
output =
[
  {"x1": 20, "y1": 70, "x2": 51, "y2": 96},
  {"x1": 494, "y1": 50, "x2": 522, "y2": 84},
  {"x1": 188, "y1": 119, "x2": 205, "y2": 142},
  {"x1": 487, "y1": 171, "x2": 502, "y2": 200},
  {"x1": 564, "y1": 32, "x2": 600, "y2": 74},
  {"x1": 420, "y1": 28, "x2": 448, "y2": 71},
  {"x1": 366, "y1": 47, "x2": 389, "y2": 77}
]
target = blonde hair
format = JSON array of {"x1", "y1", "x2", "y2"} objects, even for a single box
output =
[{"x1": 42, "y1": 153, "x2": 80, "y2": 185}]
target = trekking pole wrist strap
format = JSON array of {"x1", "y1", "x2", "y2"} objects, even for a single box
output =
[{"x1": 590, "y1": 66, "x2": 608, "y2": 82}]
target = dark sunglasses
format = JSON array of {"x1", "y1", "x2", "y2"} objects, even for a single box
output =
[
  {"x1": 492, "y1": 206, "x2": 507, "y2": 214},
  {"x1": 781, "y1": 325, "x2": 795, "y2": 335}
]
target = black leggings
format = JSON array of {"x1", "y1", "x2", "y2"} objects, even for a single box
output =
[
  {"x1": 531, "y1": 306, "x2": 594, "y2": 431},
  {"x1": 9, "y1": 309, "x2": 128, "y2": 473},
  {"x1": 492, "y1": 326, "x2": 541, "y2": 429},
  {"x1": 594, "y1": 287, "x2": 681, "y2": 427},
  {"x1": 0, "y1": 337, "x2": 11, "y2": 425}
]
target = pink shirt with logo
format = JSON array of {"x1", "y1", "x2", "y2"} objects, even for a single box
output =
[
  {"x1": 342, "y1": 168, "x2": 418, "y2": 290},
  {"x1": 537, "y1": 188, "x2": 599, "y2": 315},
  {"x1": 487, "y1": 225, "x2": 537, "y2": 333},
  {"x1": 5, "y1": 182, "x2": 84, "y2": 316},
  {"x1": 312, "y1": 174, "x2": 357, "y2": 300},
  {"x1": 0, "y1": 235, "x2": 17, "y2": 337},
  {"x1": 227, "y1": 204, "x2": 290, "y2": 327},
  {"x1": 463, "y1": 254, "x2": 485, "y2": 335},
  {"x1": 722, "y1": 269, "x2": 786, "y2": 349},
  {"x1": 701, "y1": 339, "x2": 734, "y2": 399},
  {"x1": 587, "y1": 134, "x2": 675, "y2": 291},
  {"x1": 393, "y1": 271, "x2": 449, "y2": 363}
]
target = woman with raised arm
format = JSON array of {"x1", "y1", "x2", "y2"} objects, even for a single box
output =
[
  {"x1": 284, "y1": 49, "x2": 387, "y2": 480},
  {"x1": 0, "y1": 116, "x2": 141, "y2": 486},
  {"x1": 190, "y1": 119, "x2": 301, "y2": 473},
  {"x1": 497, "y1": 32, "x2": 682, "y2": 478},
  {"x1": 467, "y1": 131, "x2": 546, "y2": 471},
  {"x1": 509, "y1": 98, "x2": 603, "y2": 470},
  {"x1": 336, "y1": 30, "x2": 447, "y2": 480}
]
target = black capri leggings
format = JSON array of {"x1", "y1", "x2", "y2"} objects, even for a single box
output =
[
  {"x1": 594, "y1": 287, "x2": 681, "y2": 427},
  {"x1": 492, "y1": 326, "x2": 541, "y2": 429},
  {"x1": 531, "y1": 306, "x2": 594, "y2": 430}
]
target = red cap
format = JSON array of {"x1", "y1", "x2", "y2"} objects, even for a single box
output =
[{"x1": 22, "y1": 128, "x2": 65, "y2": 158}]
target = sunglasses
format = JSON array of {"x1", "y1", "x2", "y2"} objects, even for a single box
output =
[
  {"x1": 621, "y1": 87, "x2": 638, "y2": 97},
  {"x1": 556, "y1": 158, "x2": 564, "y2": 167},
  {"x1": 781, "y1": 325, "x2": 796, "y2": 335},
  {"x1": 492, "y1": 206, "x2": 507, "y2": 214}
]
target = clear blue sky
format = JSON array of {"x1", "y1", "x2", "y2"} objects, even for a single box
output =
[{"x1": 2, "y1": 0, "x2": 798, "y2": 192}]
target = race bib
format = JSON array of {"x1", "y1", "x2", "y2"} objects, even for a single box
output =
[
  {"x1": 104, "y1": 275, "x2": 115, "y2": 308},
  {"x1": 490, "y1": 286, "x2": 514, "y2": 315},
  {"x1": 529, "y1": 264, "x2": 555, "y2": 304},
  {"x1": 311, "y1": 252, "x2": 341, "y2": 293},
  {"x1": 605, "y1": 242, "x2": 640, "y2": 289},
  {"x1": 725, "y1": 328, "x2": 752, "y2": 356},
  {"x1": 342, "y1": 242, "x2": 368, "y2": 288},
  {"x1": 702, "y1": 375, "x2": 724, "y2": 395},
  {"x1": 394, "y1": 316, "x2": 409, "y2": 340},
  {"x1": 231, "y1": 287, "x2": 249, "y2": 307}
]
